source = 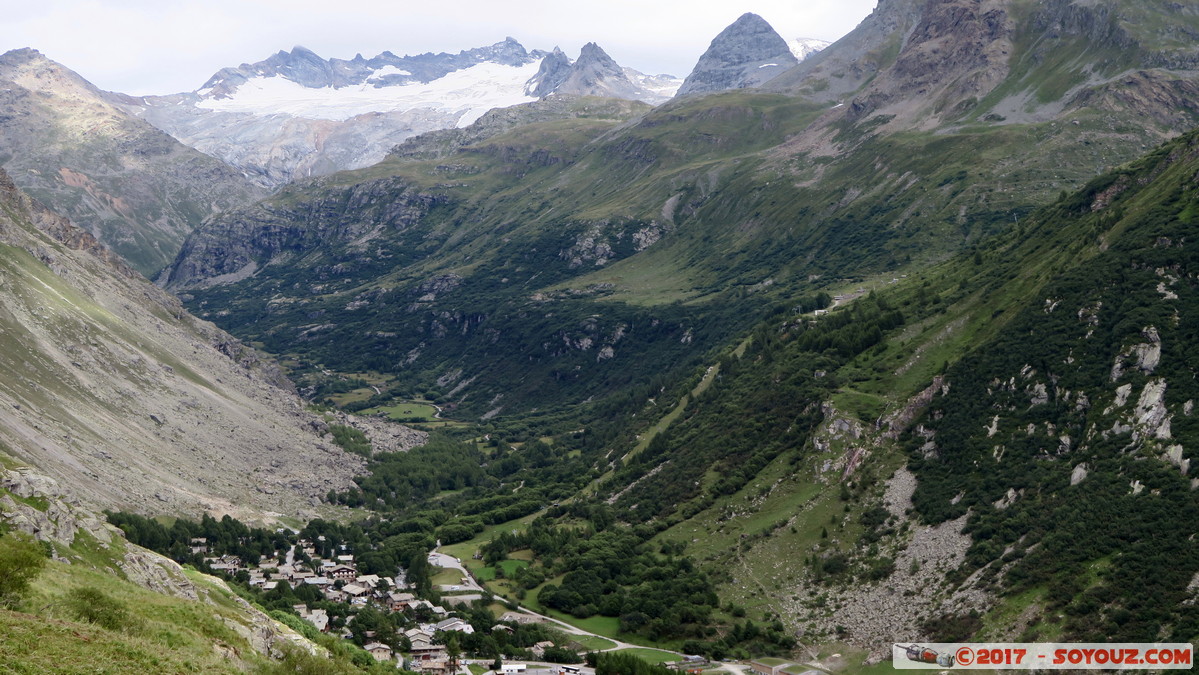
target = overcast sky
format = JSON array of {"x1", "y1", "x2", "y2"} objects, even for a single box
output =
[{"x1": 3, "y1": 0, "x2": 878, "y2": 95}]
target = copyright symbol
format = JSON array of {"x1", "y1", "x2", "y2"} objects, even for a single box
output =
[{"x1": 956, "y1": 647, "x2": 975, "y2": 666}]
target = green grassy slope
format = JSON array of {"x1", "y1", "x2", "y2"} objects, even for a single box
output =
[{"x1": 3, "y1": 563, "x2": 265, "y2": 674}]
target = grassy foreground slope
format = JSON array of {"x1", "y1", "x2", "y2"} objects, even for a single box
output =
[{"x1": 0, "y1": 452, "x2": 396, "y2": 674}]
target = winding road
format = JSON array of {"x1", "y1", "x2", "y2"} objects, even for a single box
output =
[
  {"x1": 430, "y1": 545, "x2": 685, "y2": 656},
  {"x1": 429, "y1": 550, "x2": 484, "y2": 592},
  {"x1": 429, "y1": 545, "x2": 757, "y2": 675}
]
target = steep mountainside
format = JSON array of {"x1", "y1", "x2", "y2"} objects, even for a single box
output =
[
  {"x1": 163, "y1": 0, "x2": 1199, "y2": 424},
  {"x1": 0, "y1": 167, "x2": 401, "y2": 518},
  {"x1": 676, "y1": 13, "x2": 800, "y2": 96},
  {"x1": 9, "y1": 0, "x2": 1199, "y2": 665},
  {"x1": 907, "y1": 130, "x2": 1199, "y2": 643},
  {"x1": 428, "y1": 128, "x2": 1199, "y2": 657},
  {"x1": 0, "y1": 49, "x2": 263, "y2": 276},
  {"x1": 768, "y1": 0, "x2": 1199, "y2": 134},
  {"x1": 118, "y1": 39, "x2": 674, "y2": 188},
  {"x1": 525, "y1": 49, "x2": 574, "y2": 98}
]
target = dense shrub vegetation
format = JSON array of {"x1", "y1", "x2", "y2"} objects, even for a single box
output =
[{"x1": 909, "y1": 133, "x2": 1199, "y2": 642}]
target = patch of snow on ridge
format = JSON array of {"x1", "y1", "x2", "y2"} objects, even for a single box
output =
[
  {"x1": 197, "y1": 62, "x2": 541, "y2": 122},
  {"x1": 371, "y1": 65, "x2": 413, "y2": 77},
  {"x1": 787, "y1": 37, "x2": 830, "y2": 61},
  {"x1": 622, "y1": 68, "x2": 682, "y2": 99}
]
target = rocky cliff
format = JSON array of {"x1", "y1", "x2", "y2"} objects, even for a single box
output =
[
  {"x1": 0, "y1": 49, "x2": 263, "y2": 276},
  {"x1": 526, "y1": 48, "x2": 574, "y2": 97}
]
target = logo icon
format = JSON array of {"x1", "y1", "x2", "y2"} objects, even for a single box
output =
[{"x1": 903, "y1": 645, "x2": 957, "y2": 667}]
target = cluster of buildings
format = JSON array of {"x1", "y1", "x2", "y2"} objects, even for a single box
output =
[
  {"x1": 192, "y1": 538, "x2": 590, "y2": 674},
  {"x1": 287, "y1": 609, "x2": 483, "y2": 673},
  {"x1": 195, "y1": 537, "x2": 423, "y2": 606},
  {"x1": 192, "y1": 538, "x2": 493, "y2": 673}
]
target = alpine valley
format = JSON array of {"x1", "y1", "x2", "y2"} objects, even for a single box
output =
[{"x1": 0, "y1": 1, "x2": 1197, "y2": 673}]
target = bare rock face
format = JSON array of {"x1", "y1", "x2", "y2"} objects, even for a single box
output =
[
  {"x1": 526, "y1": 48, "x2": 573, "y2": 97},
  {"x1": 120, "y1": 549, "x2": 200, "y2": 600},
  {"x1": 165, "y1": 175, "x2": 443, "y2": 289},
  {"x1": 0, "y1": 467, "x2": 114, "y2": 551},
  {"x1": 549, "y1": 43, "x2": 643, "y2": 100},
  {"x1": 676, "y1": 13, "x2": 800, "y2": 96}
]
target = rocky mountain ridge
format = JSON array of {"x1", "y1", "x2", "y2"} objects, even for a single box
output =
[
  {"x1": 201, "y1": 39, "x2": 543, "y2": 96},
  {"x1": 116, "y1": 38, "x2": 676, "y2": 188},
  {"x1": 767, "y1": 0, "x2": 1199, "y2": 141},
  {"x1": 525, "y1": 43, "x2": 678, "y2": 101}
]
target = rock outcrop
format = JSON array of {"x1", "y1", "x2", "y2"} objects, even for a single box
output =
[
  {"x1": 0, "y1": 467, "x2": 114, "y2": 553},
  {"x1": 165, "y1": 175, "x2": 442, "y2": 289},
  {"x1": 676, "y1": 13, "x2": 799, "y2": 96}
]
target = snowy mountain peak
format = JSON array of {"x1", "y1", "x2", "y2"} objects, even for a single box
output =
[
  {"x1": 199, "y1": 39, "x2": 545, "y2": 99},
  {"x1": 125, "y1": 37, "x2": 678, "y2": 189}
]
